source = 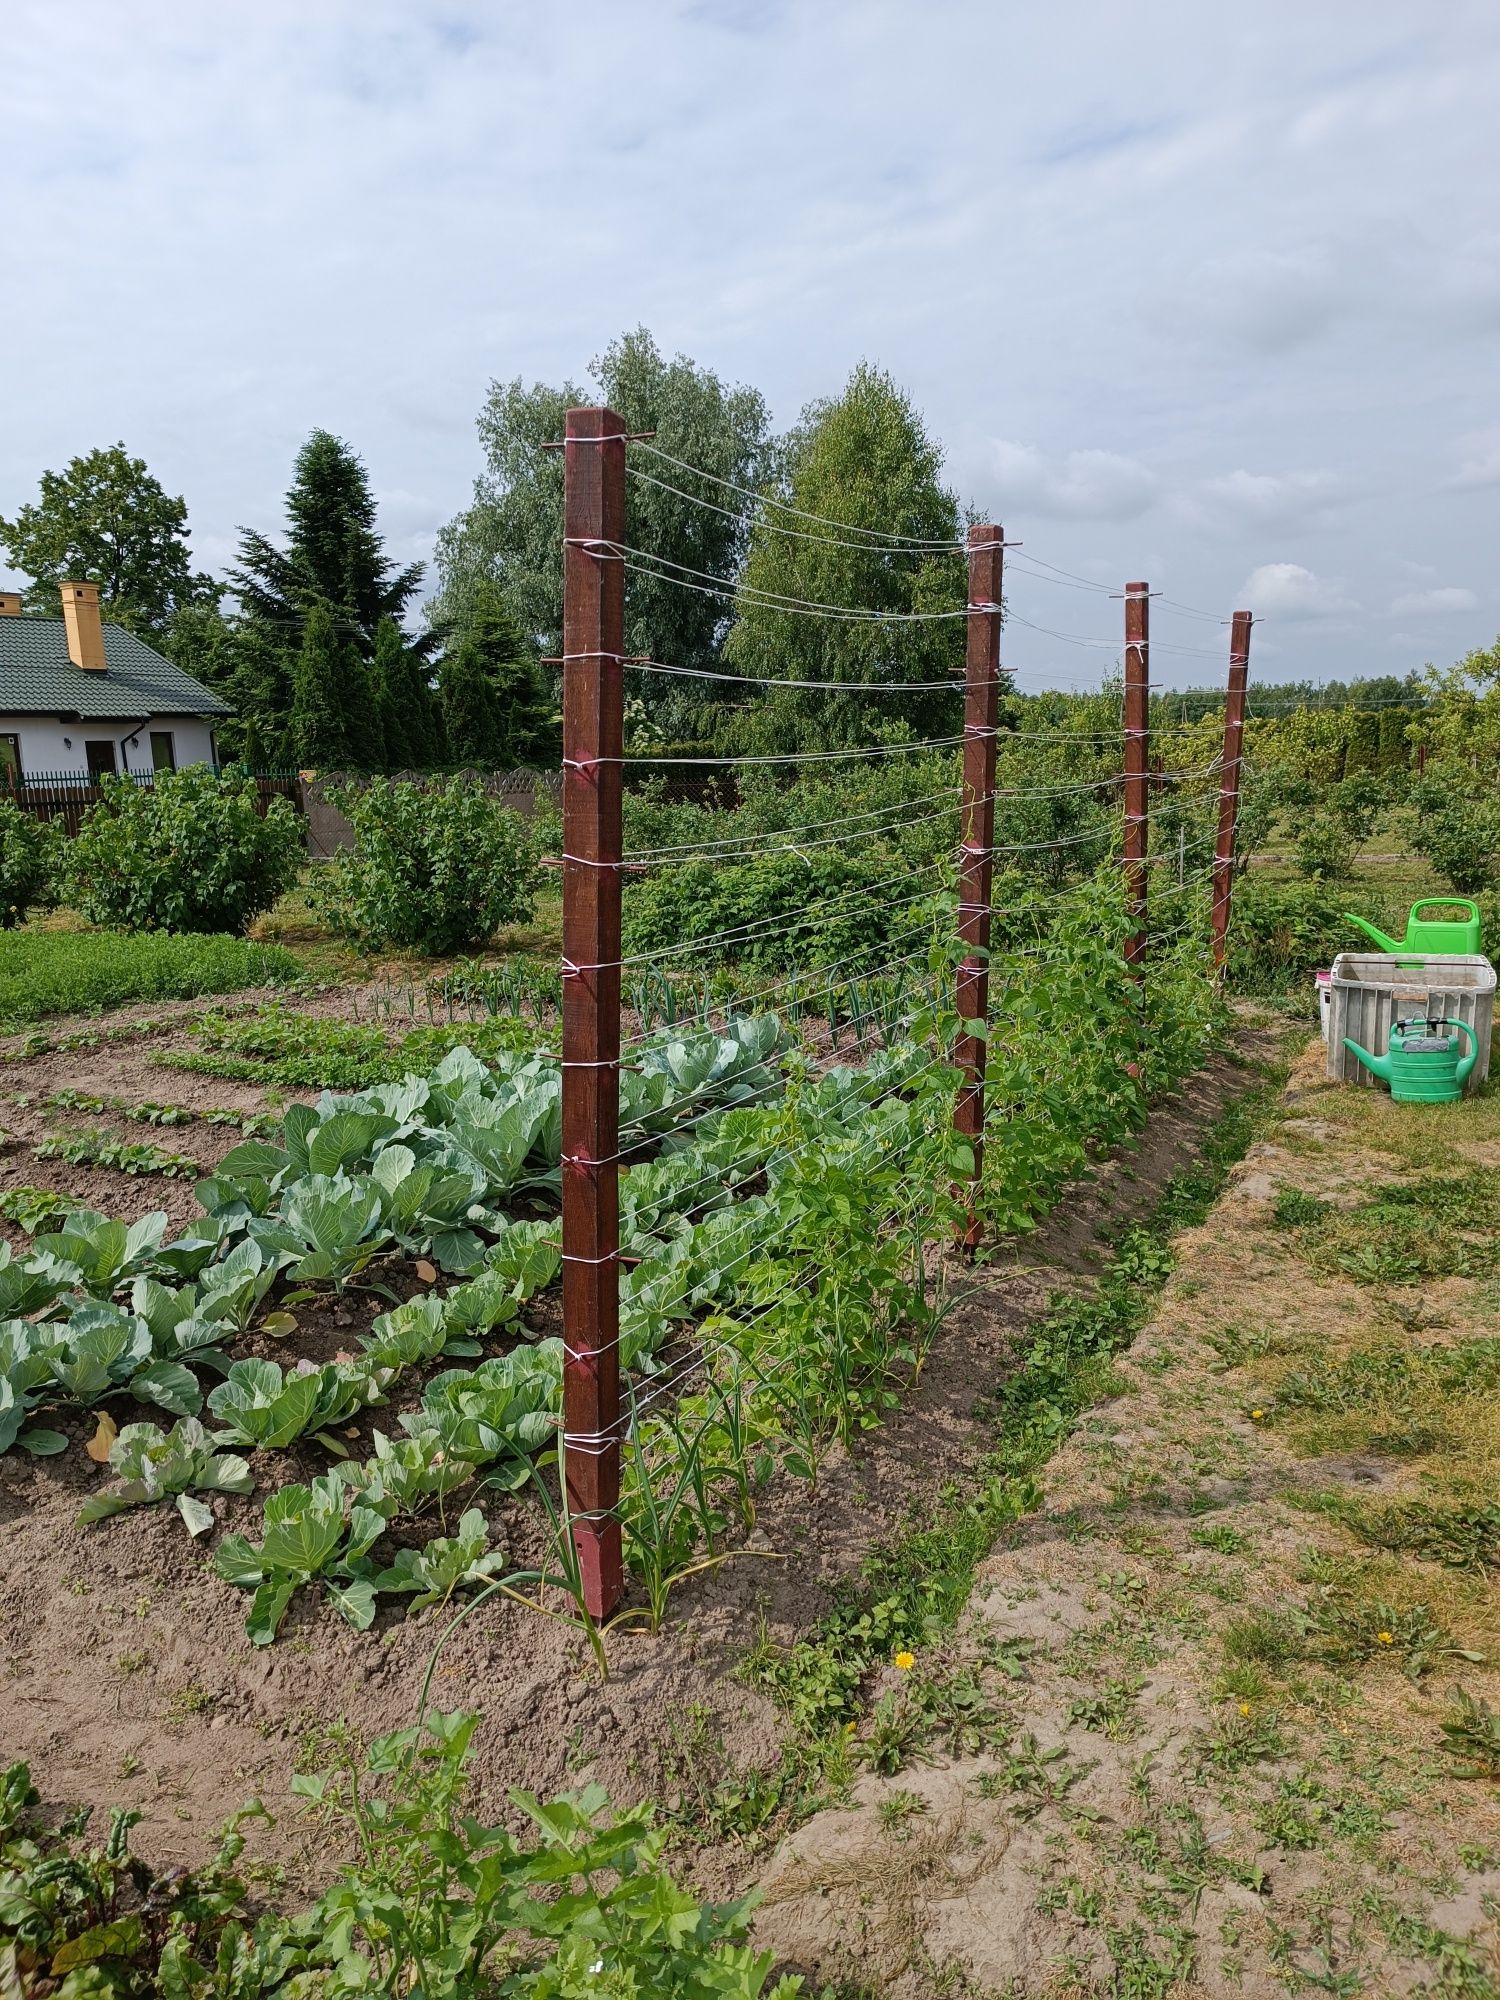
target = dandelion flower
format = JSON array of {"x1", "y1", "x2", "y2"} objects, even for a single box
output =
[
  {"x1": 1238, "y1": 1702, "x2": 1251, "y2": 1716},
  {"x1": 894, "y1": 1650, "x2": 916, "y2": 1672},
  {"x1": 1377, "y1": 1630, "x2": 1394, "y2": 1645},
  {"x1": 1250, "y1": 1409, "x2": 1265, "y2": 1421},
  {"x1": 845, "y1": 1721, "x2": 857, "y2": 1734}
]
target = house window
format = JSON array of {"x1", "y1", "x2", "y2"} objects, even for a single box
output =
[
  {"x1": 150, "y1": 731, "x2": 176, "y2": 773},
  {"x1": 85, "y1": 740, "x2": 117, "y2": 778},
  {"x1": 0, "y1": 736, "x2": 20, "y2": 788}
]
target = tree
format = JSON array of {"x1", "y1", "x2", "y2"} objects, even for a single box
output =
[
  {"x1": 0, "y1": 443, "x2": 218, "y2": 639},
  {"x1": 438, "y1": 582, "x2": 556, "y2": 769},
  {"x1": 431, "y1": 327, "x2": 774, "y2": 717},
  {"x1": 371, "y1": 616, "x2": 442, "y2": 769},
  {"x1": 230, "y1": 430, "x2": 431, "y2": 660},
  {"x1": 286, "y1": 599, "x2": 379, "y2": 770},
  {"x1": 722, "y1": 364, "x2": 967, "y2": 750}
]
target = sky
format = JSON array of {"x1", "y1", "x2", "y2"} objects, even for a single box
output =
[{"x1": 4, "y1": 0, "x2": 1500, "y2": 691}]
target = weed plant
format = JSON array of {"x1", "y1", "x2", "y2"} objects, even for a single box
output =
[{"x1": 0, "y1": 929, "x2": 298, "y2": 1026}]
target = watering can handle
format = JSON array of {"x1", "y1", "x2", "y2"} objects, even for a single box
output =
[
  {"x1": 1411, "y1": 899, "x2": 1480, "y2": 922},
  {"x1": 1436, "y1": 1018, "x2": 1480, "y2": 1087}
]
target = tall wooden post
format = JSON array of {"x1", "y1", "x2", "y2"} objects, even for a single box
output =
[
  {"x1": 1210, "y1": 611, "x2": 1252, "y2": 973},
  {"x1": 560, "y1": 407, "x2": 625, "y2": 1620},
  {"x1": 954, "y1": 523, "x2": 1004, "y2": 1251},
  {"x1": 1122, "y1": 583, "x2": 1150, "y2": 969}
]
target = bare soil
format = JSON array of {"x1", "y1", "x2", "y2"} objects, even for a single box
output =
[{"x1": 0, "y1": 999, "x2": 1269, "y2": 1912}]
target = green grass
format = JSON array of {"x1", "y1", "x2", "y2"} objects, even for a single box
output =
[{"x1": 0, "y1": 927, "x2": 301, "y2": 1026}]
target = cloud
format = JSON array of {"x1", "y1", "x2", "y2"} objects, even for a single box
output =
[
  {"x1": 1446, "y1": 430, "x2": 1500, "y2": 490},
  {"x1": 1239, "y1": 563, "x2": 1356, "y2": 619},
  {"x1": 1389, "y1": 586, "x2": 1478, "y2": 614},
  {"x1": 988, "y1": 441, "x2": 1158, "y2": 521},
  {"x1": 1193, "y1": 468, "x2": 1346, "y2": 532}
]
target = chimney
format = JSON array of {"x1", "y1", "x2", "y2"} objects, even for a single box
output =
[
  {"x1": 60, "y1": 581, "x2": 106, "y2": 670},
  {"x1": 0, "y1": 592, "x2": 21, "y2": 617}
]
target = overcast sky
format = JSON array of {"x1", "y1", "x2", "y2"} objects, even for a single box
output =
[{"x1": 5, "y1": 1, "x2": 1499, "y2": 690}]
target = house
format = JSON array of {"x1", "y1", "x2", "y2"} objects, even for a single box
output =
[{"x1": 0, "y1": 582, "x2": 230, "y2": 783}]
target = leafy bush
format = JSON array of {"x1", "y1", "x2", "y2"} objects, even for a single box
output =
[
  {"x1": 62, "y1": 767, "x2": 304, "y2": 934},
  {"x1": 312, "y1": 776, "x2": 540, "y2": 954},
  {"x1": 1406, "y1": 772, "x2": 1500, "y2": 893},
  {"x1": 623, "y1": 845, "x2": 941, "y2": 973},
  {"x1": 1293, "y1": 814, "x2": 1356, "y2": 881},
  {"x1": 1226, "y1": 878, "x2": 1397, "y2": 995},
  {"x1": 0, "y1": 927, "x2": 298, "y2": 1025},
  {"x1": 0, "y1": 800, "x2": 55, "y2": 927}
]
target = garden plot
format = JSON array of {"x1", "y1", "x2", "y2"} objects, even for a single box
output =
[{"x1": 0, "y1": 976, "x2": 1251, "y2": 1901}]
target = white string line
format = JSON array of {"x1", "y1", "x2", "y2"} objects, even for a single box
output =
[
  {"x1": 625, "y1": 787, "x2": 961, "y2": 862},
  {"x1": 606, "y1": 732, "x2": 977, "y2": 767},
  {"x1": 626, "y1": 800, "x2": 964, "y2": 868},
  {"x1": 627, "y1": 462, "x2": 982, "y2": 558},
  {"x1": 563, "y1": 900, "x2": 1219, "y2": 1421},
  {"x1": 631, "y1": 437, "x2": 970, "y2": 551},
  {"x1": 610, "y1": 786, "x2": 1219, "y2": 999},
  {"x1": 601, "y1": 543, "x2": 981, "y2": 624}
]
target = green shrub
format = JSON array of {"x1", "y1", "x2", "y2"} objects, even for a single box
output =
[
  {"x1": 63, "y1": 768, "x2": 304, "y2": 934},
  {"x1": 0, "y1": 801, "x2": 55, "y2": 927},
  {"x1": 622, "y1": 845, "x2": 938, "y2": 973},
  {"x1": 311, "y1": 776, "x2": 539, "y2": 955},
  {"x1": 1293, "y1": 814, "x2": 1356, "y2": 881},
  {"x1": 0, "y1": 929, "x2": 299, "y2": 1024},
  {"x1": 1227, "y1": 878, "x2": 1395, "y2": 995},
  {"x1": 1406, "y1": 773, "x2": 1500, "y2": 894}
]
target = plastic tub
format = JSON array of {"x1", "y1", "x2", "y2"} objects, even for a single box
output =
[
  {"x1": 1316, "y1": 970, "x2": 1333, "y2": 1042},
  {"x1": 1327, "y1": 952, "x2": 1495, "y2": 1092}
]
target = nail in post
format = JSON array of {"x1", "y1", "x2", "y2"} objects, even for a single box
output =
[
  {"x1": 561, "y1": 406, "x2": 625, "y2": 1620},
  {"x1": 954, "y1": 524, "x2": 1004, "y2": 1252},
  {"x1": 1209, "y1": 611, "x2": 1252, "y2": 973},
  {"x1": 1122, "y1": 583, "x2": 1150, "y2": 970}
]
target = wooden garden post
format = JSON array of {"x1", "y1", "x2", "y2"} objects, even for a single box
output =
[
  {"x1": 1123, "y1": 583, "x2": 1150, "y2": 970},
  {"x1": 560, "y1": 406, "x2": 625, "y2": 1621},
  {"x1": 1210, "y1": 611, "x2": 1252, "y2": 974},
  {"x1": 954, "y1": 523, "x2": 1004, "y2": 1251}
]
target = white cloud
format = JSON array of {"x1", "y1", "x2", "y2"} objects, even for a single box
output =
[
  {"x1": 1390, "y1": 586, "x2": 1478, "y2": 614},
  {"x1": 1239, "y1": 563, "x2": 1356, "y2": 619},
  {"x1": 1446, "y1": 430, "x2": 1500, "y2": 490},
  {"x1": 988, "y1": 441, "x2": 1158, "y2": 521},
  {"x1": 1193, "y1": 468, "x2": 1345, "y2": 532}
]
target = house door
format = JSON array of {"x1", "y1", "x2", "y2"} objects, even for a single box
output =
[
  {"x1": 0, "y1": 736, "x2": 20, "y2": 788},
  {"x1": 85, "y1": 740, "x2": 117, "y2": 778}
]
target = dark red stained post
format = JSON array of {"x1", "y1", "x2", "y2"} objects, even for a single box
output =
[
  {"x1": 954, "y1": 523, "x2": 1004, "y2": 1252},
  {"x1": 1209, "y1": 611, "x2": 1253, "y2": 974},
  {"x1": 1122, "y1": 583, "x2": 1150, "y2": 970},
  {"x1": 561, "y1": 406, "x2": 625, "y2": 1620}
]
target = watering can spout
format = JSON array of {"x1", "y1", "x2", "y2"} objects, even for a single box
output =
[
  {"x1": 1342, "y1": 1036, "x2": 1394, "y2": 1082},
  {"x1": 1345, "y1": 913, "x2": 1403, "y2": 954}
]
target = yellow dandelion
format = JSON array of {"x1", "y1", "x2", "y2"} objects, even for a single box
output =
[
  {"x1": 894, "y1": 1650, "x2": 916, "y2": 1672},
  {"x1": 1238, "y1": 1702, "x2": 1251, "y2": 1716},
  {"x1": 1377, "y1": 1630, "x2": 1394, "y2": 1645},
  {"x1": 845, "y1": 1721, "x2": 857, "y2": 1735},
  {"x1": 1250, "y1": 1408, "x2": 1265, "y2": 1421}
]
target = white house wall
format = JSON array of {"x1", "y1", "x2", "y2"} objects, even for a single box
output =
[{"x1": 0, "y1": 715, "x2": 218, "y2": 778}]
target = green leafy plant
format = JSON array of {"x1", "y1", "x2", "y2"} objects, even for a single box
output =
[
  {"x1": 0, "y1": 799, "x2": 55, "y2": 927},
  {"x1": 1439, "y1": 1688, "x2": 1500, "y2": 1778},
  {"x1": 373, "y1": 1507, "x2": 509, "y2": 1611},
  {"x1": 213, "y1": 1471, "x2": 386, "y2": 1643},
  {"x1": 62, "y1": 766, "x2": 304, "y2": 934},
  {"x1": 77, "y1": 1417, "x2": 252, "y2": 1534},
  {"x1": 33, "y1": 1127, "x2": 199, "y2": 1179},
  {"x1": 206, "y1": 1357, "x2": 379, "y2": 1451},
  {"x1": 311, "y1": 775, "x2": 541, "y2": 954}
]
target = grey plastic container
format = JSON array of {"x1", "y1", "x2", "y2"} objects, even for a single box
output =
[{"x1": 1327, "y1": 952, "x2": 1495, "y2": 1092}]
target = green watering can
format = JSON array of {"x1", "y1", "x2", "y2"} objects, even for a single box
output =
[
  {"x1": 1345, "y1": 899, "x2": 1482, "y2": 957},
  {"x1": 1343, "y1": 1015, "x2": 1478, "y2": 1103}
]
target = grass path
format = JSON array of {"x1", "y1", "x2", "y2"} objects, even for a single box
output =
[{"x1": 755, "y1": 1036, "x2": 1500, "y2": 1998}]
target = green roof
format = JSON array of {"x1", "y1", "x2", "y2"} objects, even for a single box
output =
[{"x1": 0, "y1": 617, "x2": 231, "y2": 720}]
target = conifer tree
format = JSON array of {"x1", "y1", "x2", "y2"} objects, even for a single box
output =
[
  {"x1": 371, "y1": 615, "x2": 441, "y2": 769},
  {"x1": 286, "y1": 600, "x2": 379, "y2": 770},
  {"x1": 438, "y1": 582, "x2": 555, "y2": 769}
]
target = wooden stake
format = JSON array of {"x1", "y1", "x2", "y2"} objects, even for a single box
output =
[
  {"x1": 1122, "y1": 583, "x2": 1150, "y2": 969},
  {"x1": 1209, "y1": 611, "x2": 1252, "y2": 974},
  {"x1": 560, "y1": 406, "x2": 625, "y2": 1621},
  {"x1": 954, "y1": 524, "x2": 1004, "y2": 1252}
]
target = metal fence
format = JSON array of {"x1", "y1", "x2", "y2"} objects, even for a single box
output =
[{"x1": 2, "y1": 768, "x2": 302, "y2": 837}]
